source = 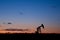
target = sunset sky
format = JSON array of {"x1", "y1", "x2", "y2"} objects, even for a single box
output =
[{"x1": 0, "y1": 0, "x2": 60, "y2": 33}]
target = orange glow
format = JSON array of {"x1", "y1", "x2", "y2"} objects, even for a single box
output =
[{"x1": 0, "y1": 24, "x2": 60, "y2": 33}]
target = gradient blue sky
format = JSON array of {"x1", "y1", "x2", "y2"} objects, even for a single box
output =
[{"x1": 0, "y1": 0, "x2": 60, "y2": 33}]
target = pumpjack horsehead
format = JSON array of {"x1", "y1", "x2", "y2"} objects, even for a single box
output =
[{"x1": 36, "y1": 24, "x2": 44, "y2": 33}]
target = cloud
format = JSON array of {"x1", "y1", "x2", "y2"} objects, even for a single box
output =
[{"x1": 4, "y1": 29, "x2": 29, "y2": 31}]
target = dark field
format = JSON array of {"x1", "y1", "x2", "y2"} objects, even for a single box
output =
[{"x1": 0, "y1": 33, "x2": 60, "y2": 40}]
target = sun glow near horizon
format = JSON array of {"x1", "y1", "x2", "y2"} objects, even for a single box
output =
[
  {"x1": 0, "y1": 24, "x2": 60, "y2": 33},
  {"x1": 0, "y1": 0, "x2": 60, "y2": 33}
]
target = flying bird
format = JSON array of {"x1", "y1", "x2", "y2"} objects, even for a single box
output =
[
  {"x1": 51, "y1": 6, "x2": 56, "y2": 8},
  {"x1": 8, "y1": 22, "x2": 12, "y2": 24},
  {"x1": 19, "y1": 12, "x2": 23, "y2": 15}
]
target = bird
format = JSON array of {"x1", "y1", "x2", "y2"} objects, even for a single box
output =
[
  {"x1": 51, "y1": 6, "x2": 56, "y2": 8},
  {"x1": 8, "y1": 22, "x2": 12, "y2": 24},
  {"x1": 19, "y1": 12, "x2": 23, "y2": 15}
]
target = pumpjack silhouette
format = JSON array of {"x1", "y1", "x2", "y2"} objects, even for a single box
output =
[{"x1": 35, "y1": 24, "x2": 44, "y2": 34}]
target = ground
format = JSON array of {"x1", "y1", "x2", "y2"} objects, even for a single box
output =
[{"x1": 0, "y1": 33, "x2": 60, "y2": 40}]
